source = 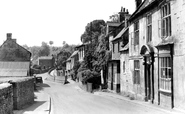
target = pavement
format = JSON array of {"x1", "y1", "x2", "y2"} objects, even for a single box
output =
[
  {"x1": 13, "y1": 85, "x2": 51, "y2": 114},
  {"x1": 13, "y1": 71, "x2": 185, "y2": 114},
  {"x1": 67, "y1": 78, "x2": 185, "y2": 114},
  {"x1": 93, "y1": 91, "x2": 185, "y2": 114}
]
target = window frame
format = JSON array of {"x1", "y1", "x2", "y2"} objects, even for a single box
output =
[
  {"x1": 123, "y1": 61, "x2": 125, "y2": 73},
  {"x1": 134, "y1": 60, "x2": 140, "y2": 84},
  {"x1": 118, "y1": 41, "x2": 120, "y2": 52},
  {"x1": 134, "y1": 21, "x2": 139, "y2": 46},
  {"x1": 113, "y1": 43, "x2": 115, "y2": 53},
  {"x1": 159, "y1": 56, "x2": 172, "y2": 92},
  {"x1": 146, "y1": 14, "x2": 152, "y2": 43},
  {"x1": 161, "y1": 2, "x2": 171, "y2": 38}
]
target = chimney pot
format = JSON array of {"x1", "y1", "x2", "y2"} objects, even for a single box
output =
[
  {"x1": 126, "y1": 9, "x2": 129, "y2": 14},
  {"x1": 7, "y1": 33, "x2": 12, "y2": 40},
  {"x1": 121, "y1": 7, "x2": 123, "y2": 12}
]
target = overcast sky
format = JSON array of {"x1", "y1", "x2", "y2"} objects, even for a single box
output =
[{"x1": 0, "y1": 0, "x2": 135, "y2": 47}]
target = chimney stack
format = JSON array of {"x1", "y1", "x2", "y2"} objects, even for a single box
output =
[
  {"x1": 135, "y1": 0, "x2": 142, "y2": 9},
  {"x1": 7, "y1": 33, "x2": 12, "y2": 40}
]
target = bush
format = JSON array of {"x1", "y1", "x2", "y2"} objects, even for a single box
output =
[
  {"x1": 32, "y1": 64, "x2": 41, "y2": 70},
  {"x1": 77, "y1": 69, "x2": 100, "y2": 84}
]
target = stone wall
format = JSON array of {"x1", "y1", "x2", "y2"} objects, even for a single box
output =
[
  {"x1": 0, "y1": 83, "x2": 13, "y2": 114},
  {"x1": 11, "y1": 77, "x2": 34, "y2": 110}
]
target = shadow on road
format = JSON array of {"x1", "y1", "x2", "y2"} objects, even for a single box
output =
[
  {"x1": 35, "y1": 83, "x2": 50, "y2": 92},
  {"x1": 23, "y1": 101, "x2": 46, "y2": 112}
]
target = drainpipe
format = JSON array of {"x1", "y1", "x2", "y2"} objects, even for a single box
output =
[
  {"x1": 157, "y1": 49, "x2": 160, "y2": 105},
  {"x1": 151, "y1": 52, "x2": 155, "y2": 104},
  {"x1": 170, "y1": 44, "x2": 174, "y2": 108}
]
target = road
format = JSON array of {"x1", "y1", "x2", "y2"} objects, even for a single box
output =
[{"x1": 38, "y1": 73, "x2": 179, "y2": 114}]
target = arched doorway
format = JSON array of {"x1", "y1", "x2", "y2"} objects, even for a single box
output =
[{"x1": 140, "y1": 45, "x2": 154, "y2": 103}]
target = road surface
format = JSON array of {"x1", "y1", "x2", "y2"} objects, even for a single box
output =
[{"x1": 38, "y1": 73, "x2": 179, "y2": 114}]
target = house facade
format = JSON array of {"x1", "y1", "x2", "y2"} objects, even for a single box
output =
[
  {"x1": 70, "y1": 50, "x2": 79, "y2": 79},
  {"x1": 65, "y1": 50, "x2": 79, "y2": 79},
  {"x1": 127, "y1": 0, "x2": 185, "y2": 109},
  {"x1": 107, "y1": 7, "x2": 131, "y2": 93},
  {"x1": 0, "y1": 33, "x2": 31, "y2": 61},
  {"x1": 0, "y1": 33, "x2": 31, "y2": 76},
  {"x1": 65, "y1": 58, "x2": 71, "y2": 78},
  {"x1": 38, "y1": 56, "x2": 55, "y2": 70},
  {"x1": 76, "y1": 44, "x2": 86, "y2": 63}
]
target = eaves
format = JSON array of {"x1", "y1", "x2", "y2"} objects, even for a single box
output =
[{"x1": 129, "y1": 0, "x2": 160, "y2": 22}]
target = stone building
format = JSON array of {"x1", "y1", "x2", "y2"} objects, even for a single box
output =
[
  {"x1": 65, "y1": 57, "x2": 71, "y2": 78},
  {"x1": 0, "y1": 33, "x2": 31, "y2": 76},
  {"x1": 127, "y1": 0, "x2": 185, "y2": 109},
  {"x1": 38, "y1": 56, "x2": 55, "y2": 70},
  {"x1": 75, "y1": 43, "x2": 88, "y2": 63},
  {"x1": 0, "y1": 33, "x2": 31, "y2": 61},
  {"x1": 65, "y1": 50, "x2": 78, "y2": 79},
  {"x1": 106, "y1": 7, "x2": 131, "y2": 93}
]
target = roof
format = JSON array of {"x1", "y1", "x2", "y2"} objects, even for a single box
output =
[
  {"x1": 75, "y1": 42, "x2": 89, "y2": 48},
  {"x1": 107, "y1": 21, "x2": 121, "y2": 27},
  {"x1": 0, "y1": 61, "x2": 30, "y2": 69},
  {"x1": 112, "y1": 27, "x2": 129, "y2": 42},
  {"x1": 66, "y1": 57, "x2": 71, "y2": 62},
  {"x1": 70, "y1": 50, "x2": 78, "y2": 58},
  {"x1": 120, "y1": 43, "x2": 129, "y2": 52},
  {"x1": 0, "y1": 38, "x2": 31, "y2": 56},
  {"x1": 38, "y1": 56, "x2": 53, "y2": 60},
  {"x1": 0, "y1": 61, "x2": 30, "y2": 76},
  {"x1": 0, "y1": 69, "x2": 28, "y2": 77},
  {"x1": 129, "y1": 0, "x2": 160, "y2": 22}
]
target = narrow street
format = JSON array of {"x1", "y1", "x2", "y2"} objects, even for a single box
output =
[{"x1": 36, "y1": 73, "x2": 181, "y2": 114}]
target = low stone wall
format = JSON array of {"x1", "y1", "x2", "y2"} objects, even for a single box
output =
[
  {"x1": 10, "y1": 77, "x2": 34, "y2": 110},
  {"x1": 0, "y1": 83, "x2": 13, "y2": 114}
]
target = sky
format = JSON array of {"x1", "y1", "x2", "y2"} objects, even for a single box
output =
[{"x1": 0, "y1": 0, "x2": 135, "y2": 47}]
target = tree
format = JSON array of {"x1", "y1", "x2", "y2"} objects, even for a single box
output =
[
  {"x1": 38, "y1": 42, "x2": 50, "y2": 57},
  {"x1": 57, "y1": 50, "x2": 71, "y2": 69},
  {"x1": 22, "y1": 44, "x2": 30, "y2": 51},
  {"x1": 49, "y1": 41, "x2": 54, "y2": 46},
  {"x1": 81, "y1": 20, "x2": 106, "y2": 44}
]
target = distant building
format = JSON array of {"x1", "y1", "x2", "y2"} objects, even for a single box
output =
[
  {"x1": 75, "y1": 43, "x2": 88, "y2": 63},
  {"x1": 38, "y1": 56, "x2": 55, "y2": 69},
  {"x1": 65, "y1": 50, "x2": 79, "y2": 79},
  {"x1": 0, "y1": 33, "x2": 31, "y2": 76},
  {"x1": 65, "y1": 57, "x2": 71, "y2": 78}
]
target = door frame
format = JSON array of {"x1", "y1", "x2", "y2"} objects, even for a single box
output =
[{"x1": 140, "y1": 45, "x2": 155, "y2": 103}]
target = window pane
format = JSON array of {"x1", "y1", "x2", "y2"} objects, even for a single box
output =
[
  {"x1": 162, "y1": 19, "x2": 165, "y2": 37},
  {"x1": 168, "y1": 3, "x2": 171, "y2": 15},
  {"x1": 169, "y1": 17, "x2": 171, "y2": 36},
  {"x1": 165, "y1": 4, "x2": 167, "y2": 16},
  {"x1": 159, "y1": 57, "x2": 172, "y2": 91}
]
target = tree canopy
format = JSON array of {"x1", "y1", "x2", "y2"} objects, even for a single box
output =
[
  {"x1": 79, "y1": 20, "x2": 110, "y2": 74},
  {"x1": 81, "y1": 20, "x2": 106, "y2": 44}
]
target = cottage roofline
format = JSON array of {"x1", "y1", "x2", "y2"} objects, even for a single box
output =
[{"x1": 129, "y1": 0, "x2": 162, "y2": 22}]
